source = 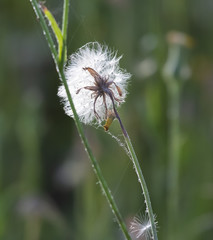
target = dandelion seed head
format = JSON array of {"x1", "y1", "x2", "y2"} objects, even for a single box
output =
[
  {"x1": 130, "y1": 215, "x2": 154, "y2": 240},
  {"x1": 58, "y1": 42, "x2": 131, "y2": 125}
]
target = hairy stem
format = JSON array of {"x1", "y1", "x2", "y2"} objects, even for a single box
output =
[
  {"x1": 29, "y1": 0, "x2": 131, "y2": 239},
  {"x1": 113, "y1": 106, "x2": 158, "y2": 240},
  {"x1": 124, "y1": 134, "x2": 158, "y2": 240}
]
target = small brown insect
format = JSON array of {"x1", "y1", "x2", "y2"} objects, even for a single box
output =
[{"x1": 76, "y1": 67, "x2": 123, "y2": 119}]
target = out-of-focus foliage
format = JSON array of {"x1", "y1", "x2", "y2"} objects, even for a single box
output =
[{"x1": 0, "y1": 0, "x2": 213, "y2": 239}]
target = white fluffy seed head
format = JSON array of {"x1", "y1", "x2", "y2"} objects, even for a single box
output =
[
  {"x1": 58, "y1": 42, "x2": 131, "y2": 125},
  {"x1": 130, "y1": 215, "x2": 154, "y2": 240}
]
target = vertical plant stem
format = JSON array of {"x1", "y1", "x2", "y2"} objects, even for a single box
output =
[
  {"x1": 114, "y1": 108, "x2": 158, "y2": 240},
  {"x1": 62, "y1": 0, "x2": 69, "y2": 44},
  {"x1": 30, "y1": 0, "x2": 58, "y2": 64},
  {"x1": 124, "y1": 134, "x2": 158, "y2": 240},
  {"x1": 29, "y1": 1, "x2": 131, "y2": 239},
  {"x1": 61, "y1": 0, "x2": 69, "y2": 65},
  {"x1": 166, "y1": 81, "x2": 180, "y2": 239}
]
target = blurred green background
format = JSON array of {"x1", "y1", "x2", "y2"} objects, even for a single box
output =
[{"x1": 1, "y1": 0, "x2": 213, "y2": 239}]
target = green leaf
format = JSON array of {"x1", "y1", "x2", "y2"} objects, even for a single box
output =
[{"x1": 40, "y1": 3, "x2": 65, "y2": 63}]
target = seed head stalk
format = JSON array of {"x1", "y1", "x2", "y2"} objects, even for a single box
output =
[
  {"x1": 114, "y1": 109, "x2": 158, "y2": 240},
  {"x1": 29, "y1": 0, "x2": 131, "y2": 239}
]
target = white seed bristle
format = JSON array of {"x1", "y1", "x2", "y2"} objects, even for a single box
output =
[
  {"x1": 130, "y1": 215, "x2": 153, "y2": 240},
  {"x1": 58, "y1": 42, "x2": 131, "y2": 125}
]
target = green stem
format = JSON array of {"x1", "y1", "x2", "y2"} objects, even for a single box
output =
[
  {"x1": 113, "y1": 104, "x2": 158, "y2": 239},
  {"x1": 29, "y1": 1, "x2": 58, "y2": 64},
  {"x1": 29, "y1": 1, "x2": 131, "y2": 239},
  {"x1": 166, "y1": 81, "x2": 180, "y2": 239},
  {"x1": 62, "y1": 0, "x2": 69, "y2": 45},
  {"x1": 61, "y1": 0, "x2": 69, "y2": 65},
  {"x1": 124, "y1": 134, "x2": 158, "y2": 240}
]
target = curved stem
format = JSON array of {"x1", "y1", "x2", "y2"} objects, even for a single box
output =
[
  {"x1": 108, "y1": 92, "x2": 128, "y2": 137},
  {"x1": 29, "y1": 1, "x2": 131, "y2": 239},
  {"x1": 110, "y1": 96, "x2": 158, "y2": 240},
  {"x1": 124, "y1": 134, "x2": 158, "y2": 240}
]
